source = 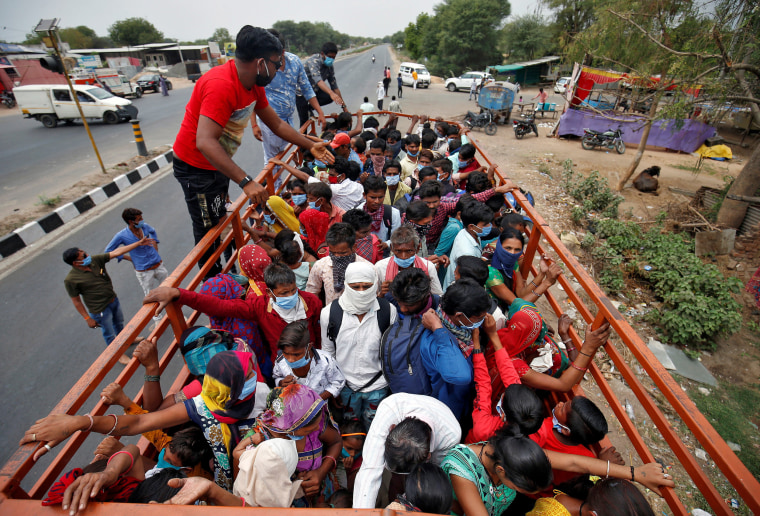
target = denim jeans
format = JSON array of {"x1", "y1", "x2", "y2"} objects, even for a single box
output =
[
  {"x1": 296, "y1": 89, "x2": 333, "y2": 128},
  {"x1": 90, "y1": 298, "x2": 124, "y2": 346},
  {"x1": 340, "y1": 386, "x2": 390, "y2": 429},
  {"x1": 173, "y1": 156, "x2": 230, "y2": 278}
]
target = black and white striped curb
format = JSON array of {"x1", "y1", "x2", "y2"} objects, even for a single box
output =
[{"x1": 0, "y1": 150, "x2": 174, "y2": 260}]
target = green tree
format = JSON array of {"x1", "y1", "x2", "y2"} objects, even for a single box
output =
[
  {"x1": 502, "y1": 14, "x2": 553, "y2": 61},
  {"x1": 210, "y1": 28, "x2": 232, "y2": 45},
  {"x1": 390, "y1": 30, "x2": 406, "y2": 48},
  {"x1": 542, "y1": 0, "x2": 598, "y2": 48},
  {"x1": 404, "y1": 13, "x2": 431, "y2": 61},
  {"x1": 108, "y1": 17, "x2": 164, "y2": 46}
]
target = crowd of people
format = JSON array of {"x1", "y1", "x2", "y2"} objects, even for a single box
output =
[{"x1": 34, "y1": 25, "x2": 676, "y2": 516}]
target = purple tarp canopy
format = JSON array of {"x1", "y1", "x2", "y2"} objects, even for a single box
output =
[{"x1": 558, "y1": 109, "x2": 716, "y2": 153}]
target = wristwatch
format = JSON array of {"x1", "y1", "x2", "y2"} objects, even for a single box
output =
[{"x1": 238, "y1": 175, "x2": 253, "y2": 189}]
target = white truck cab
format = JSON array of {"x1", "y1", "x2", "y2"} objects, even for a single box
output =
[{"x1": 13, "y1": 84, "x2": 138, "y2": 128}]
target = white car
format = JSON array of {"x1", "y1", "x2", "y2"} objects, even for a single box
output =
[
  {"x1": 554, "y1": 76, "x2": 572, "y2": 94},
  {"x1": 445, "y1": 71, "x2": 494, "y2": 92}
]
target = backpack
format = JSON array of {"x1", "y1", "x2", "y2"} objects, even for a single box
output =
[
  {"x1": 326, "y1": 298, "x2": 392, "y2": 392},
  {"x1": 379, "y1": 296, "x2": 439, "y2": 395},
  {"x1": 382, "y1": 204, "x2": 393, "y2": 241}
]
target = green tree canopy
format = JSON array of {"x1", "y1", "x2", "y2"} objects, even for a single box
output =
[
  {"x1": 210, "y1": 28, "x2": 232, "y2": 44},
  {"x1": 271, "y1": 20, "x2": 351, "y2": 55},
  {"x1": 502, "y1": 14, "x2": 553, "y2": 61},
  {"x1": 541, "y1": 0, "x2": 598, "y2": 49},
  {"x1": 108, "y1": 17, "x2": 164, "y2": 46}
]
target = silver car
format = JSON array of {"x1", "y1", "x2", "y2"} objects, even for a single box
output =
[{"x1": 445, "y1": 71, "x2": 494, "y2": 92}]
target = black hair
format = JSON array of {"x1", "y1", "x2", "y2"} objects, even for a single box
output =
[
  {"x1": 466, "y1": 171, "x2": 490, "y2": 194},
  {"x1": 448, "y1": 137, "x2": 462, "y2": 152},
  {"x1": 390, "y1": 268, "x2": 431, "y2": 305},
  {"x1": 405, "y1": 134, "x2": 421, "y2": 146},
  {"x1": 322, "y1": 42, "x2": 338, "y2": 55},
  {"x1": 456, "y1": 255, "x2": 489, "y2": 286},
  {"x1": 263, "y1": 262, "x2": 297, "y2": 290},
  {"x1": 363, "y1": 175, "x2": 387, "y2": 194},
  {"x1": 500, "y1": 212, "x2": 526, "y2": 231},
  {"x1": 419, "y1": 167, "x2": 438, "y2": 182},
  {"x1": 459, "y1": 143, "x2": 476, "y2": 160},
  {"x1": 273, "y1": 230, "x2": 302, "y2": 265},
  {"x1": 306, "y1": 181, "x2": 332, "y2": 202},
  {"x1": 501, "y1": 384, "x2": 544, "y2": 435},
  {"x1": 336, "y1": 111, "x2": 353, "y2": 129},
  {"x1": 565, "y1": 396, "x2": 608, "y2": 446},
  {"x1": 387, "y1": 129, "x2": 402, "y2": 142},
  {"x1": 435, "y1": 121, "x2": 450, "y2": 134},
  {"x1": 347, "y1": 160, "x2": 362, "y2": 181},
  {"x1": 377, "y1": 128, "x2": 390, "y2": 140},
  {"x1": 369, "y1": 138, "x2": 387, "y2": 151},
  {"x1": 343, "y1": 209, "x2": 373, "y2": 231},
  {"x1": 405, "y1": 200, "x2": 432, "y2": 222},
  {"x1": 341, "y1": 418, "x2": 367, "y2": 439},
  {"x1": 128, "y1": 468, "x2": 185, "y2": 503},
  {"x1": 62, "y1": 247, "x2": 80, "y2": 265},
  {"x1": 287, "y1": 178, "x2": 306, "y2": 193},
  {"x1": 333, "y1": 156, "x2": 351, "y2": 178},
  {"x1": 404, "y1": 463, "x2": 453, "y2": 514},
  {"x1": 441, "y1": 278, "x2": 490, "y2": 318},
  {"x1": 363, "y1": 96, "x2": 369, "y2": 103},
  {"x1": 499, "y1": 226, "x2": 525, "y2": 247},
  {"x1": 487, "y1": 425, "x2": 553, "y2": 493},
  {"x1": 235, "y1": 25, "x2": 282, "y2": 62},
  {"x1": 82, "y1": 458, "x2": 108, "y2": 474},
  {"x1": 385, "y1": 417, "x2": 432, "y2": 474},
  {"x1": 447, "y1": 125, "x2": 460, "y2": 136},
  {"x1": 433, "y1": 158, "x2": 453, "y2": 174},
  {"x1": 383, "y1": 160, "x2": 402, "y2": 175},
  {"x1": 420, "y1": 128, "x2": 437, "y2": 149},
  {"x1": 417, "y1": 180, "x2": 442, "y2": 200},
  {"x1": 325, "y1": 222, "x2": 356, "y2": 248},
  {"x1": 122, "y1": 207, "x2": 142, "y2": 224},
  {"x1": 266, "y1": 28, "x2": 286, "y2": 49},
  {"x1": 360, "y1": 130, "x2": 376, "y2": 142},
  {"x1": 364, "y1": 116, "x2": 380, "y2": 129},
  {"x1": 484, "y1": 194, "x2": 505, "y2": 213},
  {"x1": 352, "y1": 135, "x2": 366, "y2": 154},
  {"x1": 277, "y1": 320, "x2": 310, "y2": 350},
  {"x1": 168, "y1": 426, "x2": 213, "y2": 468},
  {"x1": 586, "y1": 478, "x2": 656, "y2": 516},
  {"x1": 328, "y1": 489, "x2": 352, "y2": 508},
  {"x1": 461, "y1": 202, "x2": 494, "y2": 227}
]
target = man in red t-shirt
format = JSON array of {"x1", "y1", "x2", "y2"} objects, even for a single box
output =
[{"x1": 173, "y1": 25, "x2": 332, "y2": 278}]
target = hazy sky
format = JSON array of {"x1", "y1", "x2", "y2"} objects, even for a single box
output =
[{"x1": 3, "y1": 0, "x2": 537, "y2": 43}]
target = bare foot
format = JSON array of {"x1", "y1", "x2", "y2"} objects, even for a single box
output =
[{"x1": 118, "y1": 354, "x2": 131, "y2": 365}]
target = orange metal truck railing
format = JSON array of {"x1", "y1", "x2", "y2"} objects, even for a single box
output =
[{"x1": 1, "y1": 113, "x2": 758, "y2": 515}]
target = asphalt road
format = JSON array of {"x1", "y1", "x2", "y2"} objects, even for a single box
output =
[{"x1": 0, "y1": 44, "x2": 391, "y2": 490}]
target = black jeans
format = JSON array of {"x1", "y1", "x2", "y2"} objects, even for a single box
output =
[
  {"x1": 296, "y1": 89, "x2": 333, "y2": 128},
  {"x1": 173, "y1": 156, "x2": 230, "y2": 278},
  {"x1": 397, "y1": 84, "x2": 402, "y2": 98}
]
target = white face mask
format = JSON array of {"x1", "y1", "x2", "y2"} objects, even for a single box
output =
[{"x1": 341, "y1": 283, "x2": 378, "y2": 314}]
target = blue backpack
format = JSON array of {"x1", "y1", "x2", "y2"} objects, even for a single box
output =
[{"x1": 379, "y1": 295, "x2": 440, "y2": 395}]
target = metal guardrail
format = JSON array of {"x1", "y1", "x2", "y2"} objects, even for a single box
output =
[{"x1": 1, "y1": 113, "x2": 758, "y2": 515}]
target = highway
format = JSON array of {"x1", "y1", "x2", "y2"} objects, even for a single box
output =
[{"x1": 0, "y1": 44, "x2": 392, "y2": 489}]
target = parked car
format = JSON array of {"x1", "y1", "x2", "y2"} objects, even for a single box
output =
[
  {"x1": 554, "y1": 76, "x2": 572, "y2": 94},
  {"x1": 399, "y1": 62, "x2": 431, "y2": 88},
  {"x1": 445, "y1": 71, "x2": 494, "y2": 92},
  {"x1": 14, "y1": 84, "x2": 138, "y2": 128},
  {"x1": 136, "y1": 74, "x2": 173, "y2": 93}
]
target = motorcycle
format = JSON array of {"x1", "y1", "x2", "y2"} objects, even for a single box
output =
[
  {"x1": 371, "y1": 55, "x2": 376, "y2": 64},
  {"x1": 582, "y1": 127, "x2": 625, "y2": 154},
  {"x1": 463, "y1": 110, "x2": 497, "y2": 135},
  {"x1": 1, "y1": 90, "x2": 16, "y2": 109},
  {"x1": 512, "y1": 114, "x2": 538, "y2": 139}
]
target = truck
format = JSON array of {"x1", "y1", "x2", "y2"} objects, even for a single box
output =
[
  {"x1": 13, "y1": 84, "x2": 139, "y2": 128},
  {"x1": 71, "y1": 68, "x2": 143, "y2": 99}
]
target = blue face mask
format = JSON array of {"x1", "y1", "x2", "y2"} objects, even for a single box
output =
[
  {"x1": 308, "y1": 201, "x2": 319, "y2": 210},
  {"x1": 81, "y1": 255, "x2": 92, "y2": 266},
  {"x1": 385, "y1": 175, "x2": 400, "y2": 186},
  {"x1": 286, "y1": 346, "x2": 311, "y2": 369},
  {"x1": 341, "y1": 447, "x2": 362, "y2": 458},
  {"x1": 156, "y1": 448, "x2": 183, "y2": 471},
  {"x1": 135, "y1": 221, "x2": 145, "y2": 229},
  {"x1": 300, "y1": 227, "x2": 308, "y2": 237},
  {"x1": 263, "y1": 214, "x2": 275, "y2": 225},
  {"x1": 239, "y1": 371, "x2": 258, "y2": 400},
  {"x1": 459, "y1": 313, "x2": 485, "y2": 330},
  {"x1": 288, "y1": 433, "x2": 306, "y2": 440},
  {"x1": 323, "y1": 57, "x2": 334, "y2": 67},
  {"x1": 473, "y1": 224, "x2": 492, "y2": 238},
  {"x1": 416, "y1": 164, "x2": 423, "y2": 171},
  {"x1": 273, "y1": 291, "x2": 299, "y2": 310},
  {"x1": 292, "y1": 194, "x2": 307, "y2": 206},
  {"x1": 458, "y1": 159, "x2": 469, "y2": 169},
  {"x1": 394, "y1": 255, "x2": 415, "y2": 268},
  {"x1": 552, "y1": 408, "x2": 571, "y2": 434},
  {"x1": 314, "y1": 159, "x2": 327, "y2": 169},
  {"x1": 438, "y1": 173, "x2": 448, "y2": 182},
  {"x1": 407, "y1": 149, "x2": 419, "y2": 157}
]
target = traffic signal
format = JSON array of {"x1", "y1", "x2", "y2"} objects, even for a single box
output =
[{"x1": 40, "y1": 54, "x2": 65, "y2": 74}]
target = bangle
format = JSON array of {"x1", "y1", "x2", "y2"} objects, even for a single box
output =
[
  {"x1": 530, "y1": 280, "x2": 538, "y2": 288},
  {"x1": 144, "y1": 374, "x2": 160, "y2": 382},
  {"x1": 631, "y1": 466, "x2": 635, "y2": 482},
  {"x1": 570, "y1": 362, "x2": 587, "y2": 373},
  {"x1": 579, "y1": 350, "x2": 594, "y2": 357},
  {"x1": 106, "y1": 414, "x2": 119, "y2": 436},
  {"x1": 84, "y1": 413, "x2": 94, "y2": 432},
  {"x1": 566, "y1": 346, "x2": 577, "y2": 353},
  {"x1": 562, "y1": 338, "x2": 572, "y2": 344},
  {"x1": 606, "y1": 460, "x2": 610, "y2": 478},
  {"x1": 107, "y1": 450, "x2": 134, "y2": 476},
  {"x1": 323, "y1": 455, "x2": 338, "y2": 470}
]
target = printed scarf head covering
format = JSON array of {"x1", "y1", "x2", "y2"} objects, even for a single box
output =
[
  {"x1": 405, "y1": 219, "x2": 431, "y2": 247},
  {"x1": 497, "y1": 300, "x2": 546, "y2": 357},
  {"x1": 199, "y1": 274, "x2": 268, "y2": 376},
  {"x1": 491, "y1": 240, "x2": 523, "y2": 280},
  {"x1": 299, "y1": 208, "x2": 330, "y2": 254},
  {"x1": 354, "y1": 234, "x2": 375, "y2": 262},
  {"x1": 180, "y1": 326, "x2": 236, "y2": 377},
  {"x1": 365, "y1": 203, "x2": 385, "y2": 232},
  {"x1": 201, "y1": 350, "x2": 257, "y2": 424},
  {"x1": 260, "y1": 384, "x2": 326, "y2": 434},
  {"x1": 238, "y1": 244, "x2": 271, "y2": 295},
  {"x1": 266, "y1": 196, "x2": 300, "y2": 233},
  {"x1": 330, "y1": 252, "x2": 356, "y2": 293},
  {"x1": 435, "y1": 305, "x2": 474, "y2": 358}
]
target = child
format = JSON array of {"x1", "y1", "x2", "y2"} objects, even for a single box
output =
[
  {"x1": 306, "y1": 223, "x2": 371, "y2": 304},
  {"x1": 343, "y1": 209, "x2": 383, "y2": 264},
  {"x1": 337, "y1": 419, "x2": 366, "y2": 491},
  {"x1": 272, "y1": 320, "x2": 346, "y2": 401}
]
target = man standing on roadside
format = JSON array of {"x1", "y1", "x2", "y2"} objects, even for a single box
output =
[
  {"x1": 383, "y1": 66, "x2": 391, "y2": 97},
  {"x1": 63, "y1": 238, "x2": 150, "y2": 365},
  {"x1": 397, "y1": 73, "x2": 403, "y2": 98},
  {"x1": 172, "y1": 26, "x2": 332, "y2": 278},
  {"x1": 105, "y1": 208, "x2": 168, "y2": 326},
  {"x1": 251, "y1": 29, "x2": 327, "y2": 163},
  {"x1": 296, "y1": 42, "x2": 346, "y2": 127}
]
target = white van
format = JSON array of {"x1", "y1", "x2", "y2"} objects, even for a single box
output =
[
  {"x1": 399, "y1": 62, "x2": 431, "y2": 88},
  {"x1": 14, "y1": 84, "x2": 138, "y2": 128}
]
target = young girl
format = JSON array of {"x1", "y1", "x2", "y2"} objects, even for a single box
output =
[
  {"x1": 337, "y1": 419, "x2": 366, "y2": 491},
  {"x1": 273, "y1": 230, "x2": 315, "y2": 290}
]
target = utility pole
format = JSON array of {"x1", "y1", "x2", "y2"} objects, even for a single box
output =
[{"x1": 36, "y1": 18, "x2": 107, "y2": 174}]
